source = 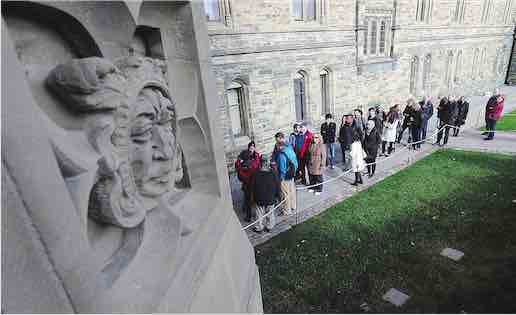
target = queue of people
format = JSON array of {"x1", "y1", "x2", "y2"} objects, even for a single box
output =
[{"x1": 234, "y1": 90, "x2": 508, "y2": 233}]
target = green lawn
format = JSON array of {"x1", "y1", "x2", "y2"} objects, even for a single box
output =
[
  {"x1": 256, "y1": 150, "x2": 516, "y2": 313},
  {"x1": 481, "y1": 110, "x2": 516, "y2": 131}
]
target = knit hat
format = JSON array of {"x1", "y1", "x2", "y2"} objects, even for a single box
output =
[{"x1": 248, "y1": 141, "x2": 256, "y2": 149}]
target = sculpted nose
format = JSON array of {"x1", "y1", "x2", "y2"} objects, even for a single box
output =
[{"x1": 151, "y1": 126, "x2": 173, "y2": 161}]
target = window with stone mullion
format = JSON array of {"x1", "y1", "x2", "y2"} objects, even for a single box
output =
[{"x1": 370, "y1": 20, "x2": 377, "y2": 55}]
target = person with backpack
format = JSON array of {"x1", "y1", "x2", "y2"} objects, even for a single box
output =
[
  {"x1": 273, "y1": 132, "x2": 298, "y2": 216},
  {"x1": 250, "y1": 155, "x2": 281, "y2": 233},
  {"x1": 320, "y1": 113, "x2": 337, "y2": 169},
  {"x1": 234, "y1": 141, "x2": 261, "y2": 222}
]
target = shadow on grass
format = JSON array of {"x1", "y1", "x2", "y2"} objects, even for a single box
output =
[{"x1": 256, "y1": 150, "x2": 516, "y2": 313}]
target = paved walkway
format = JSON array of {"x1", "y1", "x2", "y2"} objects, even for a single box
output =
[{"x1": 231, "y1": 86, "x2": 516, "y2": 246}]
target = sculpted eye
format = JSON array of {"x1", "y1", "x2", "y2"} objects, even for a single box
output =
[{"x1": 131, "y1": 126, "x2": 153, "y2": 143}]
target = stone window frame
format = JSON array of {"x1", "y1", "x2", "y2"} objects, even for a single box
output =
[
  {"x1": 444, "y1": 50, "x2": 454, "y2": 92},
  {"x1": 422, "y1": 53, "x2": 432, "y2": 95},
  {"x1": 291, "y1": 0, "x2": 327, "y2": 24},
  {"x1": 453, "y1": 0, "x2": 466, "y2": 24},
  {"x1": 204, "y1": 0, "x2": 233, "y2": 30},
  {"x1": 224, "y1": 78, "x2": 252, "y2": 146},
  {"x1": 495, "y1": 46, "x2": 509, "y2": 76},
  {"x1": 293, "y1": 70, "x2": 310, "y2": 122},
  {"x1": 479, "y1": 47, "x2": 488, "y2": 80},
  {"x1": 319, "y1": 67, "x2": 334, "y2": 117},
  {"x1": 415, "y1": 0, "x2": 433, "y2": 23},
  {"x1": 504, "y1": 0, "x2": 514, "y2": 24},
  {"x1": 409, "y1": 56, "x2": 419, "y2": 96},
  {"x1": 454, "y1": 50, "x2": 463, "y2": 84},
  {"x1": 481, "y1": 0, "x2": 493, "y2": 24},
  {"x1": 363, "y1": 12, "x2": 392, "y2": 59}
]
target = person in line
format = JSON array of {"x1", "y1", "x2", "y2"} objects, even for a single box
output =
[
  {"x1": 273, "y1": 132, "x2": 298, "y2": 215},
  {"x1": 485, "y1": 94, "x2": 505, "y2": 141},
  {"x1": 435, "y1": 96, "x2": 452, "y2": 146},
  {"x1": 410, "y1": 102, "x2": 422, "y2": 150},
  {"x1": 234, "y1": 141, "x2": 261, "y2": 222},
  {"x1": 375, "y1": 105, "x2": 386, "y2": 136},
  {"x1": 350, "y1": 128, "x2": 367, "y2": 186},
  {"x1": 453, "y1": 96, "x2": 469, "y2": 137},
  {"x1": 307, "y1": 134, "x2": 326, "y2": 195},
  {"x1": 250, "y1": 155, "x2": 280, "y2": 233},
  {"x1": 367, "y1": 107, "x2": 383, "y2": 136},
  {"x1": 320, "y1": 113, "x2": 337, "y2": 169},
  {"x1": 294, "y1": 122, "x2": 313, "y2": 185},
  {"x1": 483, "y1": 89, "x2": 501, "y2": 135},
  {"x1": 338, "y1": 114, "x2": 354, "y2": 169},
  {"x1": 420, "y1": 96, "x2": 434, "y2": 140},
  {"x1": 381, "y1": 105, "x2": 400, "y2": 156},
  {"x1": 289, "y1": 123, "x2": 300, "y2": 150},
  {"x1": 397, "y1": 100, "x2": 414, "y2": 143},
  {"x1": 353, "y1": 109, "x2": 366, "y2": 141},
  {"x1": 364, "y1": 120, "x2": 381, "y2": 177}
]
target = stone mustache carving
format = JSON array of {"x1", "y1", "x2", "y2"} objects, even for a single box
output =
[{"x1": 47, "y1": 56, "x2": 184, "y2": 228}]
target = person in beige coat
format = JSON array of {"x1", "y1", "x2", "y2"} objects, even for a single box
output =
[{"x1": 307, "y1": 134, "x2": 326, "y2": 195}]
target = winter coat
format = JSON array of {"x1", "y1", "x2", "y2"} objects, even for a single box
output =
[
  {"x1": 420, "y1": 101, "x2": 434, "y2": 121},
  {"x1": 338, "y1": 123, "x2": 354, "y2": 148},
  {"x1": 437, "y1": 99, "x2": 452, "y2": 124},
  {"x1": 401, "y1": 106, "x2": 413, "y2": 127},
  {"x1": 296, "y1": 130, "x2": 314, "y2": 159},
  {"x1": 307, "y1": 142, "x2": 326, "y2": 175},
  {"x1": 382, "y1": 118, "x2": 399, "y2": 142},
  {"x1": 409, "y1": 110, "x2": 422, "y2": 129},
  {"x1": 354, "y1": 116, "x2": 366, "y2": 138},
  {"x1": 449, "y1": 101, "x2": 459, "y2": 122},
  {"x1": 488, "y1": 97, "x2": 504, "y2": 121},
  {"x1": 288, "y1": 133, "x2": 297, "y2": 150},
  {"x1": 320, "y1": 121, "x2": 337, "y2": 143},
  {"x1": 456, "y1": 100, "x2": 469, "y2": 125},
  {"x1": 363, "y1": 128, "x2": 382, "y2": 160},
  {"x1": 235, "y1": 150, "x2": 261, "y2": 184},
  {"x1": 250, "y1": 169, "x2": 280, "y2": 207},
  {"x1": 369, "y1": 116, "x2": 384, "y2": 136},
  {"x1": 274, "y1": 144, "x2": 298, "y2": 181},
  {"x1": 350, "y1": 141, "x2": 367, "y2": 172},
  {"x1": 485, "y1": 95, "x2": 498, "y2": 119}
]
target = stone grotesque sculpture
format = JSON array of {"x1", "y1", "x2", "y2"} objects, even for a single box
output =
[{"x1": 47, "y1": 56, "x2": 185, "y2": 228}]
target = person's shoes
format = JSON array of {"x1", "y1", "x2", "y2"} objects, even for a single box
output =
[
  {"x1": 314, "y1": 192, "x2": 321, "y2": 196},
  {"x1": 308, "y1": 189, "x2": 314, "y2": 193},
  {"x1": 484, "y1": 137, "x2": 493, "y2": 141},
  {"x1": 481, "y1": 131, "x2": 488, "y2": 135},
  {"x1": 351, "y1": 181, "x2": 358, "y2": 186},
  {"x1": 368, "y1": 173, "x2": 373, "y2": 178}
]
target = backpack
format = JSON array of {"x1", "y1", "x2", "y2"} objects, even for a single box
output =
[{"x1": 280, "y1": 151, "x2": 296, "y2": 180}]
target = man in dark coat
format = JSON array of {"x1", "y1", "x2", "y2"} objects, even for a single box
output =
[
  {"x1": 483, "y1": 89, "x2": 500, "y2": 135},
  {"x1": 363, "y1": 120, "x2": 381, "y2": 177},
  {"x1": 435, "y1": 96, "x2": 452, "y2": 146},
  {"x1": 419, "y1": 96, "x2": 434, "y2": 140},
  {"x1": 397, "y1": 102, "x2": 414, "y2": 143},
  {"x1": 338, "y1": 114, "x2": 354, "y2": 169},
  {"x1": 235, "y1": 141, "x2": 261, "y2": 221},
  {"x1": 320, "y1": 113, "x2": 337, "y2": 168},
  {"x1": 453, "y1": 96, "x2": 469, "y2": 136},
  {"x1": 250, "y1": 155, "x2": 280, "y2": 233}
]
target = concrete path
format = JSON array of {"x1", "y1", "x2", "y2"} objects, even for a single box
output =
[{"x1": 231, "y1": 86, "x2": 516, "y2": 246}]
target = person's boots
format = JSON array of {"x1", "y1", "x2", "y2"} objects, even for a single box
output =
[
  {"x1": 352, "y1": 172, "x2": 359, "y2": 186},
  {"x1": 371, "y1": 164, "x2": 376, "y2": 177},
  {"x1": 357, "y1": 172, "x2": 363, "y2": 184}
]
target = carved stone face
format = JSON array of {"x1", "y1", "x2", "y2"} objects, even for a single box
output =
[{"x1": 130, "y1": 87, "x2": 177, "y2": 197}]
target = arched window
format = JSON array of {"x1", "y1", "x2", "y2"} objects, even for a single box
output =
[
  {"x1": 226, "y1": 81, "x2": 248, "y2": 137},
  {"x1": 204, "y1": 0, "x2": 221, "y2": 21},
  {"x1": 379, "y1": 21, "x2": 386, "y2": 54},
  {"x1": 370, "y1": 20, "x2": 377, "y2": 55},
  {"x1": 293, "y1": 0, "x2": 317, "y2": 21},
  {"x1": 320, "y1": 68, "x2": 331, "y2": 115},
  {"x1": 409, "y1": 56, "x2": 419, "y2": 96},
  {"x1": 423, "y1": 54, "x2": 432, "y2": 94},
  {"x1": 363, "y1": 20, "x2": 369, "y2": 55},
  {"x1": 444, "y1": 51, "x2": 454, "y2": 90},
  {"x1": 454, "y1": 50, "x2": 462, "y2": 83},
  {"x1": 294, "y1": 71, "x2": 308, "y2": 121}
]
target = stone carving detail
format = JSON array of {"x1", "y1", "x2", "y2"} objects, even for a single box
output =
[{"x1": 47, "y1": 56, "x2": 185, "y2": 228}]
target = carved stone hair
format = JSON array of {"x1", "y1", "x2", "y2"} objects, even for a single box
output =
[{"x1": 47, "y1": 56, "x2": 179, "y2": 228}]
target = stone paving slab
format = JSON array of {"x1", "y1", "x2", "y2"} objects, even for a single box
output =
[
  {"x1": 441, "y1": 248, "x2": 465, "y2": 261},
  {"x1": 382, "y1": 288, "x2": 410, "y2": 307}
]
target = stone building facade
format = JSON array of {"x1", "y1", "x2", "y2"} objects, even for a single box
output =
[{"x1": 205, "y1": 0, "x2": 515, "y2": 168}]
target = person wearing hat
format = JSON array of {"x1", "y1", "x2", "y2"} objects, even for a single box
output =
[
  {"x1": 250, "y1": 155, "x2": 281, "y2": 233},
  {"x1": 234, "y1": 141, "x2": 261, "y2": 222}
]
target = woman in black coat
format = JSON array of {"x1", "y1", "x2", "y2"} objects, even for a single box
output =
[
  {"x1": 453, "y1": 96, "x2": 469, "y2": 136},
  {"x1": 338, "y1": 114, "x2": 353, "y2": 167},
  {"x1": 410, "y1": 103, "x2": 422, "y2": 150},
  {"x1": 363, "y1": 120, "x2": 382, "y2": 177}
]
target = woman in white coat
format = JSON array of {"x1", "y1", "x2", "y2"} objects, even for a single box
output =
[
  {"x1": 350, "y1": 129, "x2": 367, "y2": 186},
  {"x1": 381, "y1": 105, "x2": 400, "y2": 156}
]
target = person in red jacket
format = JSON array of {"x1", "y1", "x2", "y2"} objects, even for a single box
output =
[
  {"x1": 294, "y1": 122, "x2": 314, "y2": 185},
  {"x1": 235, "y1": 141, "x2": 261, "y2": 221},
  {"x1": 485, "y1": 94, "x2": 505, "y2": 141}
]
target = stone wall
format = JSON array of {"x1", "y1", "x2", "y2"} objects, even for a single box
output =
[{"x1": 208, "y1": 0, "x2": 515, "y2": 169}]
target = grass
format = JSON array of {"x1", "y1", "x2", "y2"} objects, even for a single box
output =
[
  {"x1": 255, "y1": 149, "x2": 516, "y2": 313},
  {"x1": 481, "y1": 109, "x2": 516, "y2": 131}
]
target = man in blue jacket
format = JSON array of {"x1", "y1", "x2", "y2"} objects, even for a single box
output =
[{"x1": 272, "y1": 132, "x2": 298, "y2": 216}]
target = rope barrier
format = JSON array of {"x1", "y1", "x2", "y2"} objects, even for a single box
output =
[{"x1": 240, "y1": 121, "x2": 508, "y2": 231}]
